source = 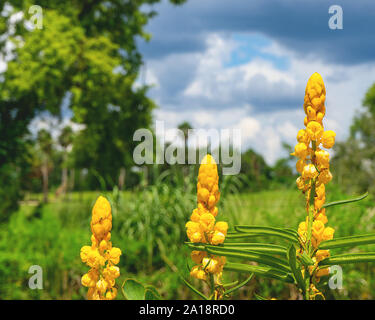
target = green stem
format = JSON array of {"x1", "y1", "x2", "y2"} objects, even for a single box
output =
[
  {"x1": 304, "y1": 140, "x2": 317, "y2": 299},
  {"x1": 209, "y1": 274, "x2": 215, "y2": 300}
]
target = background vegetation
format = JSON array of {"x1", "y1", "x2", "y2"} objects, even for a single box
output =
[{"x1": 1, "y1": 1, "x2": 375, "y2": 300}]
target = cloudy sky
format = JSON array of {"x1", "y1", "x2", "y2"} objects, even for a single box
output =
[{"x1": 137, "y1": 0, "x2": 375, "y2": 164}]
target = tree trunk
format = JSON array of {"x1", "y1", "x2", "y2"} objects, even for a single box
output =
[
  {"x1": 41, "y1": 161, "x2": 49, "y2": 203},
  {"x1": 69, "y1": 168, "x2": 75, "y2": 192},
  {"x1": 118, "y1": 167, "x2": 126, "y2": 190}
]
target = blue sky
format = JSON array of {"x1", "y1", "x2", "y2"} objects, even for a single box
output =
[{"x1": 137, "y1": 0, "x2": 375, "y2": 164}]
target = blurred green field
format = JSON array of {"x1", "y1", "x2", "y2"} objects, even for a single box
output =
[{"x1": 1, "y1": 183, "x2": 374, "y2": 300}]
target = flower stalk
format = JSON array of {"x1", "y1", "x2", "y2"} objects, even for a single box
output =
[
  {"x1": 292, "y1": 73, "x2": 336, "y2": 299},
  {"x1": 80, "y1": 196, "x2": 122, "y2": 300},
  {"x1": 185, "y1": 154, "x2": 228, "y2": 299}
]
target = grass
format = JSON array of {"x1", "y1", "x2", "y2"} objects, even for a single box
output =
[{"x1": 0, "y1": 183, "x2": 374, "y2": 300}]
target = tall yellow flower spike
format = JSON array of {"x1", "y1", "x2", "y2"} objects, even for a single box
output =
[
  {"x1": 292, "y1": 73, "x2": 336, "y2": 298},
  {"x1": 186, "y1": 154, "x2": 228, "y2": 294},
  {"x1": 80, "y1": 196, "x2": 122, "y2": 300}
]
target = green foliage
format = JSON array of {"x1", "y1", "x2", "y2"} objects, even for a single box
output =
[
  {"x1": 332, "y1": 82, "x2": 375, "y2": 195},
  {"x1": 0, "y1": 184, "x2": 374, "y2": 300},
  {"x1": 122, "y1": 279, "x2": 161, "y2": 300},
  {"x1": 0, "y1": 0, "x2": 188, "y2": 215}
]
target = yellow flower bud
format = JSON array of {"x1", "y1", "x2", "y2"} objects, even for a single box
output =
[
  {"x1": 316, "y1": 250, "x2": 330, "y2": 263},
  {"x1": 293, "y1": 143, "x2": 309, "y2": 159},
  {"x1": 302, "y1": 164, "x2": 318, "y2": 180},
  {"x1": 315, "y1": 150, "x2": 330, "y2": 168},
  {"x1": 318, "y1": 169, "x2": 332, "y2": 185},
  {"x1": 214, "y1": 221, "x2": 228, "y2": 235},
  {"x1": 296, "y1": 159, "x2": 306, "y2": 173},
  {"x1": 297, "y1": 129, "x2": 310, "y2": 144},
  {"x1": 306, "y1": 121, "x2": 324, "y2": 141},
  {"x1": 322, "y1": 130, "x2": 336, "y2": 149},
  {"x1": 316, "y1": 267, "x2": 330, "y2": 278},
  {"x1": 322, "y1": 227, "x2": 335, "y2": 241},
  {"x1": 211, "y1": 231, "x2": 225, "y2": 245},
  {"x1": 200, "y1": 213, "x2": 215, "y2": 232},
  {"x1": 191, "y1": 250, "x2": 207, "y2": 264}
]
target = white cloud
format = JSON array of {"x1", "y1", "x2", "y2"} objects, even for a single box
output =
[{"x1": 146, "y1": 31, "x2": 375, "y2": 165}]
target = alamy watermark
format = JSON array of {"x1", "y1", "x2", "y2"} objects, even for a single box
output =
[
  {"x1": 28, "y1": 5, "x2": 43, "y2": 29},
  {"x1": 133, "y1": 121, "x2": 242, "y2": 175},
  {"x1": 328, "y1": 5, "x2": 343, "y2": 30},
  {"x1": 328, "y1": 265, "x2": 343, "y2": 290},
  {"x1": 28, "y1": 265, "x2": 43, "y2": 289}
]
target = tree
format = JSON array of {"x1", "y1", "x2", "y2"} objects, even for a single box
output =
[
  {"x1": 332, "y1": 83, "x2": 375, "y2": 194},
  {"x1": 36, "y1": 129, "x2": 53, "y2": 203},
  {"x1": 0, "y1": 0, "x2": 187, "y2": 211},
  {"x1": 240, "y1": 149, "x2": 272, "y2": 191}
]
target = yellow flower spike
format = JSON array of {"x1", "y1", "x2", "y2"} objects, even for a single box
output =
[
  {"x1": 304, "y1": 72, "x2": 326, "y2": 113},
  {"x1": 81, "y1": 196, "x2": 121, "y2": 300},
  {"x1": 293, "y1": 73, "x2": 337, "y2": 298},
  {"x1": 186, "y1": 154, "x2": 227, "y2": 291}
]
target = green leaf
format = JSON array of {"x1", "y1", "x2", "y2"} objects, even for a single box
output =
[
  {"x1": 122, "y1": 279, "x2": 145, "y2": 300},
  {"x1": 299, "y1": 251, "x2": 314, "y2": 266},
  {"x1": 186, "y1": 242, "x2": 288, "y2": 256},
  {"x1": 232, "y1": 225, "x2": 298, "y2": 243},
  {"x1": 287, "y1": 245, "x2": 306, "y2": 295},
  {"x1": 319, "y1": 233, "x2": 375, "y2": 250},
  {"x1": 223, "y1": 274, "x2": 254, "y2": 296},
  {"x1": 322, "y1": 192, "x2": 368, "y2": 209},
  {"x1": 234, "y1": 225, "x2": 298, "y2": 236},
  {"x1": 319, "y1": 252, "x2": 375, "y2": 267},
  {"x1": 144, "y1": 286, "x2": 161, "y2": 300},
  {"x1": 221, "y1": 243, "x2": 288, "y2": 256},
  {"x1": 254, "y1": 293, "x2": 267, "y2": 300},
  {"x1": 224, "y1": 262, "x2": 294, "y2": 283},
  {"x1": 202, "y1": 245, "x2": 291, "y2": 273},
  {"x1": 180, "y1": 276, "x2": 209, "y2": 300}
]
